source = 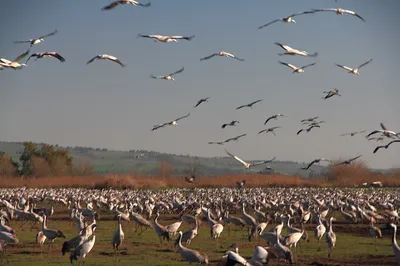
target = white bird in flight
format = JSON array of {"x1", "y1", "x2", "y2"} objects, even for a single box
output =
[
  {"x1": 366, "y1": 123, "x2": 400, "y2": 139},
  {"x1": 278, "y1": 61, "x2": 316, "y2": 73},
  {"x1": 138, "y1": 34, "x2": 195, "y2": 43},
  {"x1": 275, "y1": 42, "x2": 318, "y2": 57},
  {"x1": 86, "y1": 54, "x2": 125, "y2": 67},
  {"x1": 200, "y1": 51, "x2": 244, "y2": 62},
  {"x1": 26, "y1": 52, "x2": 66, "y2": 63},
  {"x1": 258, "y1": 10, "x2": 316, "y2": 29},
  {"x1": 151, "y1": 67, "x2": 184, "y2": 81},
  {"x1": 0, "y1": 50, "x2": 30, "y2": 70},
  {"x1": 152, "y1": 113, "x2": 190, "y2": 131},
  {"x1": 225, "y1": 149, "x2": 275, "y2": 170},
  {"x1": 14, "y1": 30, "x2": 58, "y2": 47},
  {"x1": 312, "y1": 8, "x2": 365, "y2": 22},
  {"x1": 101, "y1": 0, "x2": 151, "y2": 11},
  {"x1": 335, "y1": 59, "x2": 372, "y2": 75}
]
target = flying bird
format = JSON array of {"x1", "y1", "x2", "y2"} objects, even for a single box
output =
[
  {"x1": 101, "y1": 0, "x2": 151, "y2": 10},
  {"x1": 278, "y1": 61, "x2": 316, "y2": 73},
  {"x1": 14, "y1": 30, "x2": 58, "y2": 47},
  {"x1": 258, "y1": 10, "x2": 316, "y2": 29},
  {"x1": 302, "y1": 158, "x2": 331, "y2": 170},
  {"x1": 138, "y1": 34, "x2": 195, "y2": 43},
  {"x1": 26, "y1": 52, "x2": 65, "y2": 63},
  {"x1": 151, "y1": 67, "x2": 184, "y2": 81},
  {"x1": 200, "y1": 51, "x2": 244, "y2": 61},
  {"x1": 264, "y1": 114, "x2": 285, "y2": 125},
  {"x1": 236, "y1": 99, "x2": 263, "y2": 110},
  {"x1": 258, "y1": 127, "x2": 281, "y2": 136},
  {"x1": 222, "y1": 121, "x2": 239, "y2": 129},
  {"x1": 334, "y1": 155, "x2": 362, "y2": 166},
  {"x1": 373, "y1": 140, "x2": 400, "y2": 154},
  {"x1": 322, "y1": 89, "x2": 341, "y2": 99},
  {"x1": 335, "y1": 59, "x2": 372, "y2": 75},
  {"x1": 194, "y1": 97, "x2": 210, "y2": 108},
  {"x1": 311, "y1": 8, "x2": 365, "y2": 22},
  {"x1": 0, "y1": 50, "x2": 30, "y2": 70},
  {"x1": 275, "y1": 42, "x2": 318, "y2": 57},
  {"x1": 86, "y1": 54, "x2": 125, "y2": 67},
  {"x1": 297, "y1": 125, "x2": 320, "y2": 135},
  {"x1": 151, "y1": 113, "x2": 190, "y2": 131},
  {"x1": 225, "y1": 149, "x2": 275, "y2": 170},
  {"x1": 340, "y1": 130, "x2": 366, "y2": 137},
  {"x1": 301, "y1": 116, "x2": 319, "y2": 124},
  {"x1": 224, "y1": 134, "x2": 247, "y2": 143},
  {"x1": 366, "y1": 123, "x2": 400, "y2": 139}
]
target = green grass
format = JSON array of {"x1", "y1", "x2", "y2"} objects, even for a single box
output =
[{"x1": 2, "y1": 207, "x2": 397, "y2": 265}]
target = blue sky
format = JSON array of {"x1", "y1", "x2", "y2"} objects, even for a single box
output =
[{"x1": 1, "y1": 0, "x2": 399, "y2": 169}]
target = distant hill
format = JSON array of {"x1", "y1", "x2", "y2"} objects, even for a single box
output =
[{"x1": 0, "y1": 141, "x2": 332, "y2": 178}]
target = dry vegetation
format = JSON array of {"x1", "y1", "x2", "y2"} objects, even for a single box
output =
[{"x1": 0, "y1": 160, "x2": 399, "y2": 189}]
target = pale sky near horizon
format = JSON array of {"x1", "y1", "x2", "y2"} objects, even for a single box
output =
[{"x1": 1, "y1": 0, "x2": 399, "y2": 169}]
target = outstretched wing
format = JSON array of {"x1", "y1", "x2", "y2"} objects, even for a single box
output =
[
  {"x1": 349, "y1": 155, "x2": 362, "y2": 162},
  {"x1": 366, "y1": 130, "x2": 383, "y2": 138},
  {"x1": 200, "y1": 53, "x2": 217, "y2": 61},
  {"x1": 380, "y1": 123, "x2": 387, "y2": 130},
  {"x1": 236, "y1": 104, "x2": 246, "y2": 110},
  {"x1": 279, "y1": 61, "x2": 296, "y2": 70},
  {"x1": 169, "y1": 67, "x2": 184, "y2": 76},
  {"x1": 311, "y1": 8, "x2": 337, "y2": 13},
  {"x1": 14, "y1": 40, "x2": 31, "y2": 44},
  {"x1": 47, "y1": 52, "x2": 66, "y2": 62},
  {"x1": 305, "y1": 159, "x2": 317, "y2": 170},
  {"x1": 102, "y1": 1, "x2": 121, "y2": 10},
  {"x1": 343, "y1": 9, "x2": 365, "y2": 22},
  {"x1": 335, "y1": 63, "x2": 353, "y2": 71},
  {"x1": 170, "y1": 35, "x2": 195, "y2": 41},
  {"x1": 86, "y1": 55, "x2": 99, "y2": 65},
  {"x1": 373, "y1": 145, "x2": 385, "y2": 154},
  {"x1": 152, "y1": 123, "x2": 167, "y2": 131},
  {"x1": 225, "y1": 149, "x2": 248, "y2": 167},
  {"x1": 258, "y1": 19, "x2": 280, "y2": 29},
  {"x1": 300, "y1": 62, "x2": 316, "y2": 69},
  {"x1": 13, "y1": 50, "x2": 30, "y2": 63},
  {"x1": 288, "y1": 10, "x2": 316, "y2": 17},
  {"x1": 38, "y1": 29, "x2": 58, "y2": 39},
  {"x1": 249, "y1": 99, "x2": 263, "y2": 106},
  {"x1": 174, "y1": 113, "x2": 190, "y2": 122},
  {"x1": 340, "y1": 133, "x2": 351, "y2": 136},
  {"x1": 107, "y1": 56, "x2": 125, "y2": 67},
  {"x1": 258, "y1": 129, "x2": 267, "y2": 135},
  {"x1": 357, "y1": 58, "x2": 372, "y2": 69}
]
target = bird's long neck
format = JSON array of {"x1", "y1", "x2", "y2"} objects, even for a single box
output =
[
  {"x1": 178, "y1": 233, "x2": 183, "y2": 249},
  {"x1": 329, "y1": 219, "x2": 333, "y2": 232},
  {"x1": 393, "y1": 226, "x2": 399, "y2": 248}
]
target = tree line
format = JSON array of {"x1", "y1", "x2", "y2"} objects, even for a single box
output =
[{"x1": 0, "y1": 142, "x2": 93, "y2": 177}]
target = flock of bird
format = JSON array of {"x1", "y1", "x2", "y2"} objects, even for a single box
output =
[
  {"x1": 1, "y1": 2, "x2": 398, "y2": 171},
  {"x1": 1, "y1": 187, "x2": 400, "y2": 265}
]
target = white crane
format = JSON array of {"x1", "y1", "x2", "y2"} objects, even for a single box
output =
[
  {"x1": 112, "y1": 215, "x2": 124, "y2": 252},
  {"x1": 258, "y1": 126, "x2": 281, "y2": 136},
  {"x1": 176, "y1": 231, "x2": 209, "y2": 265},
  {"x1": 62, "y1": 224, "x2": 97, "y2": 256},
  {"x1": 273, "y1": 228, "x2": 294, "y2": 265},
  {"x1": 315, "y1": 215, "x2": 326, "y2": 248},
  {"x1": 0, "y1": 50, "x2": 30, "y2": 70},
  {"x1": 369, "y1": 217, "x2": 382, "y2": 250},
  {"x1": 86, "y1": 54, "x2": 125, "y2": 67},
  {"x1": 275, "y1": 42, "x2": 318, "y2": 57},
  {"x1": 200, "y1": 51, "x2": 244, "y2": 61},
  {"x1": 175, "y1": 218, "x2": 199, "y2": 246},
  {"x1": 325, "y1": 217, "x2": 336, "y2": 258},
  {"x1": 258, "y1": 10, "x2": 316, "y2": 29},
  {"x1": 101, "y1": 0, "x2": 151, "y2": 10},
  {"x1": 335, "y1": 58, "x2": 372, "y2": 75},
  {"x1": 390, "y1": 223, "x2": 400, "y2": 265},
  {"x1": 278, "y1": 61, "x2": 316, "y2": 73},
  {"x1": 151, "y1": 112, "x2": 190, "y2": 131},
  {"x1": 340, "y1": 130, "x2": 366, "y2": 137},
  {"x1": 151, "y1": 67, "x2": 184, "y2": 81},
  {"x1": 26, "y1": 52, "x2": 66, "y2": 63},
  {"x1": 312, "y1": 8, "x2": 365, "y2": 22},
  {"x1": 14, "y1": 29, "x2": 58, "y2": 47},
  {"x1": 225, "y1": 149, "x2": 275, "y2": 170},
  {"x1": 366, "y1": 123, "x2": 399, "y2": 139},
  {"x1": 138, "y1": 34, "x2": 195, "y2": 43}
]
